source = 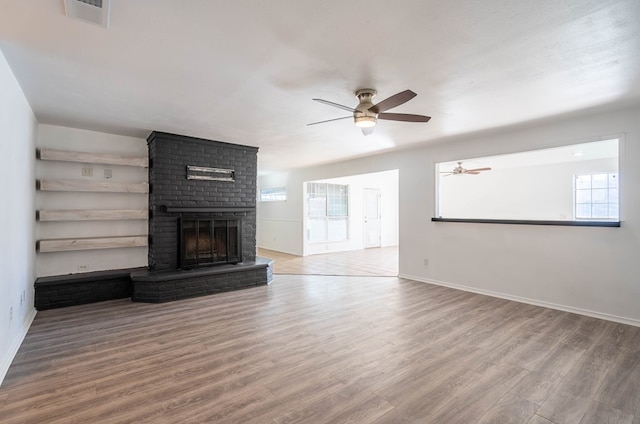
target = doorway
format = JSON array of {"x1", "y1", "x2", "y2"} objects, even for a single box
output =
[
  {"x1": 363, "y1": 188, "x2": 381, "y2": 248},
  {"x1": 258, "y1": 169, "x2": 399, "y2": 276},
  {"x1": 302, "y1": 169, "x2": 398, "y2": 257}
]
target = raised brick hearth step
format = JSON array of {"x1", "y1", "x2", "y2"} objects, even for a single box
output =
[
  {"x1": 130, "y1": 258, "x2": 274, "y2": 303},
  {"x1": 34, "y1": 268, "x2": 143, "y2": 310},
  {"x1": 34, "y1": 258, "x2": 274, "y2": 309}
]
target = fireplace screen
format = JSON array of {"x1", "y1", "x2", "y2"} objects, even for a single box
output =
[{"x1": 179, "y1": 218, "x2": 241, "y2": 268}]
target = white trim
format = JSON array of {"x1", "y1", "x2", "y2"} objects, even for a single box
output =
[
  {"x1": 399, "y1": 274, "x2": 640, "y2": 328},
  {"x1": 257, "y1": 218, "x2": 302, "y2": 223},
  {"x1": 0, "y1": 309, "x2": 37, "y2": 386},
  {"x1": 257, "y1": 247, "x2": 300, "y2": 256}
]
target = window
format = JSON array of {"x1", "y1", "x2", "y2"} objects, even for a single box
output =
[
  {"x1": 435, "y1": 138, "x2": 619, "y2": 224},
  {"x1": 260, "y1": 187, "x2": 286, "y2": 202},
  {"x1": 575, "y1": 173, "x2": 619, "y2": 220},
  {"x1": 307, "y1": 182, "x2": 349, "y2": 242}
]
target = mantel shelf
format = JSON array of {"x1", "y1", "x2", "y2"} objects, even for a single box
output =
[
  {"x1": 37, "y1": 209, "x2": 148, "y2": 222},
  {"x1": 37, "y1": 148, "x2": 148, "y2": 167},
  {"x1": 163, "y1": 206, "x2": 255, "y2": 213}
]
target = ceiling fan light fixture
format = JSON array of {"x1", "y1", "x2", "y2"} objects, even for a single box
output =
[
  {"x1": 309, "y1": 88, "x2": 430, "y2": 131},
  {"x1": 354, "y1": 115, "x2": 377, "y2": 128}
]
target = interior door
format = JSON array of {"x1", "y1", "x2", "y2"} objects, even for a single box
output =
[{"x1": 363, "y1": 188, "x2": 381, "y2": 248}]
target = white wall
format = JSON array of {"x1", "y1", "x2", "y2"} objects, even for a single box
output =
[
  {"x1": 439, "y1": 157, "x2": 618, "y2": 220},
  {"x1": 0, "y1": 50, "x2": 37, "y2": 385},
  {"x1": 258, "y1": 106, "x2": 640, "y2": 325},
  {"x1": 257, "y1": 169, "x2": 398, "y2": 256},
  {"x1": 404, "y1": 110, "x2": 639, "y2": 326},
  {"x1": 257, "y1": 171, "x2": 303, "y2": 255},
  {"x1": 36, "y1": 125, "x2": 148, "y2": 276}
]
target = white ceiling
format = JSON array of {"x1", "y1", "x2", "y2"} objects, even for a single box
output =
[{"x1": 1, "y1": 1, "x2": 639, "y2": 174}]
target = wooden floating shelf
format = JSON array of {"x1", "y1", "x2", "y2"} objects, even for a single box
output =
[
  {"x1": 37, "y1": 209, "x2": 148, "y2": 222},
  {"x1": 38, "y1": 236, "x2": 148, "y2": 253},
  {"x1": 37, "y1": 148, "x2": 148, "y2": 167},
  {"x1": 37, "y1": 179, "x2": 149, "y2": 193}
]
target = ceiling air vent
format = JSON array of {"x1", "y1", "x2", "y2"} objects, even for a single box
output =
[{"x1": 64, "y1": 0, "x2": 111, "y2": 28}]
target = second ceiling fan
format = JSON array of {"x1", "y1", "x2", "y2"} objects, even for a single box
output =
[
  {"x1": 308, "y1": 89, "x2": 431, "y2": 135},
  {"x1": 441, "y1": 162, "x2": 492, "y2": 176}
]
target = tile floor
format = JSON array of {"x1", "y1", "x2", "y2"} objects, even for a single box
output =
[{"x1": 257, "y1": 246, "x2": 399, "y2": 276}]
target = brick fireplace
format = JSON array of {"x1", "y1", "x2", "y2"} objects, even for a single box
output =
[
  {"x1": 35, "y1": 131, "x2": 271, "y2": 309},
  {"x1": 130, "y1": 131, "x2": 272, "y2": 302}
]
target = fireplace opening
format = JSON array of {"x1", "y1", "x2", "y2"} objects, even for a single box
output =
[{"x1": 179, "y1": 218, "x2": 241, "y2": 268}]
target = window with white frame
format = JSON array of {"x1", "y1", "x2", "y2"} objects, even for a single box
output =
[
  {"x1": 307, "y1": 182, "x2": 349, "y2": 242},
  {"x1": 575, "y1": 172, "x2": 619, "y2": 220},
  {"x1": 260, "y1": 187, "x2": 286, "y2": 202}
]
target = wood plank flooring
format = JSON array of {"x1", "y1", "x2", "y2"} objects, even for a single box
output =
[
  {"x1": 257, "y1": 247, "x2": 398, "y2": 276},
  {"x1": 1, "y1": 275, "x2": 639, "y2": 423}
]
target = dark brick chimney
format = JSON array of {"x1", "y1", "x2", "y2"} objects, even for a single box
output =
[{"x1": 147, "y1": 131, "x2": 258, "y2": 271}]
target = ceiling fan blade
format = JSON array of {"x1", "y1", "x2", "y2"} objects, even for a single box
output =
[
  {"x1": 312, "y1": 98, "x2": 357, "y2": 113},
  {"x1": 361, "y1": 127, "x2": 374, "y2": 136},
  {"x1": 464, "y1": 167, "x2": 492, "y2": 172},
  {"x1": 369, "y1": 90, "x2": 417, "y2": 113},
  {"x1": 307, "y1": 116, "x2": 352, "y2": 126},
  {"x1": 377, "y1": 113, "x2": 431, "y2": 123}
]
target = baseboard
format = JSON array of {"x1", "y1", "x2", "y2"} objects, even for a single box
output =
[
  {"x1": 257, "y1": 246, "x2": 300, "y2": 256},
  {"x1": 399, "y1": 273, "x2": 640, "y2": 328},
  {"x1": 0, "y1": 308, "x2": 37, "y2": 387}
]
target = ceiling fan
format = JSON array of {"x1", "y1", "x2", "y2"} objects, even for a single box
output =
[
  {"x1": 441, "y1": 162, "x2": 492, "y2": 176},
  {"x1": 308, "y1": 89, "x2": 431, "y2": 136}
]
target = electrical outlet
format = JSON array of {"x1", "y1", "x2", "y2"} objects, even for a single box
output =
[
  {"x1": 423, "y1": 258, "x2": 429, "y2": 266},
  {"x1": 78, "y1": 265, "x2": 89, "y2": 271},
  {"x1": 9, "y1": 306, "x2": 12, "y2": 321},
  {"x1": 82, "y1": 167, "x2": 93, "y2": 177}
]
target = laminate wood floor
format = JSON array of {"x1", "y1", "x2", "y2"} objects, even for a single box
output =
[
  {"x1": 1, "y1": 275, "x2": 639, "y2": 423},
  {"x1": 257, "y1": 247, "x2": 399, "y2": 276}
]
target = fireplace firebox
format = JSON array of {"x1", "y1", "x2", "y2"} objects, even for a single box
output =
[{"x1": 179, "y1": 218, "x2": 241, "y2": 268}]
